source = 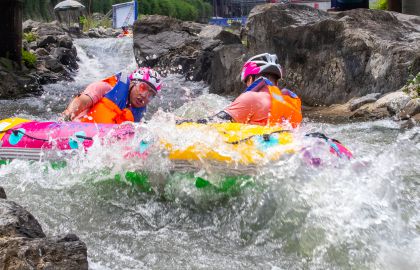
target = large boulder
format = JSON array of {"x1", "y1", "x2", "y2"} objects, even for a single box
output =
[
  {"x1": 4, "y1": 20, "x2": 81, "y2": 98},
  {"x1": 0, "y1": 58, "x2": 41, "y2": 99},
  {"x1": 33, "y1": 21, "x2": 67, "y2": 37},
  {"x1": 0, "y1": 235, "x2": 88, "y2": 270},
  {"x1": 0, "y1": 200, "x2": 45, "y2": 238},
  {"x1": 245, "y1": 4, "x2": 420, "y2": 105},
  {"x1": 0, "y1": 187, "x2": 6, "y2": 199},
  {"x1": 133, "y1": 15, "x2": 245, "y2": 95},
  {"x1": 0, "y1": 196, "x2": 88, "y2": 269}
]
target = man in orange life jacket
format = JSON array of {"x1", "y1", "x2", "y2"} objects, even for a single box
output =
[
  {"x1": 177, "y1": 53, "x2": 302, "y2": 127},
  {"x1": 62, "y1": 67, "x2": 162, "y2": 124}
]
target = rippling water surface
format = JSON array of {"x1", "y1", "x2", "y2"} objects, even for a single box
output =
[{"x1": 0, "y1": 38, "x2": 419, "y2": 270}]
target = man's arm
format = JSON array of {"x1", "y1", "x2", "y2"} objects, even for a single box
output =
[
  {"x1": 62, "y1": 94, "x2": 93, "y2": 121},
  {"x1": 62, "y1": 81, "x2": 112, "y2": 121}
]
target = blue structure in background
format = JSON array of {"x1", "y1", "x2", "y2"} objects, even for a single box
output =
[
  {"x1": 209, "y1": 17, "x2": 247, "y2": 27},
  {"x1": 112, "y1": 0, "x2": 138, "y2": 28}
]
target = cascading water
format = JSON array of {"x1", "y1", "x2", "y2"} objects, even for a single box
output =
[{"x1": 0, "y1": 38, "x2": 419, "y2": 270}]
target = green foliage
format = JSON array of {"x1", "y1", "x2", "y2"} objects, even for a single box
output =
[
  {"x1": 22, "y1": 49, "x2": 37, "y2": 69},
  {"x1": 79, "y1": 15, "x2": 112, "y2": 32},
  {"x1": 185, "y1": 0, "x2": 212, "y2": 21},
  {"x1": 403, "y1": 72, "x2": 420, "y2": 97},
  {"x1": 23, "y1": 32, "x2": 37, "y2": 43},
  {"x1": 23, "y1": 0, "x2": 212, "y2": 23},
  {"x1": 370, "y1": 0, "x2": 387, "y2": 10},
  {"x1": 23, "y1": 0, "x2": 61, "y2": 21},
  {"x1": 139, "y1": 0, "x2": 210, "y2": 22}
]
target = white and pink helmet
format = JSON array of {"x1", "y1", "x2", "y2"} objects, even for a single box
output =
[
  {"x1": 129, "y1": 67, "x2": 162, "y2": 92},
  {"x1": 240, "y1": 53, "x2": 283, "y2": 82}
]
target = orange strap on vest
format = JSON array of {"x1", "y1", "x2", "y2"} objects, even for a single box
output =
[
  {"x1": 267, "y1": 86, "x2": 302, "y2": 128},
  {"x1": 101, "y1": 75, "x2": 119, "y2": 87},
  {"x1": 81, "y1": 97, "x2": 134, "y2": 124}
]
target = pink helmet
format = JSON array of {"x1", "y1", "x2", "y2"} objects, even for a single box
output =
[
  {"x1": 129, "y1": 67, "x2": 162, "y2": 92},
  {"x1": 240, "y1": 53, "x2": 283, "y2": 82}
]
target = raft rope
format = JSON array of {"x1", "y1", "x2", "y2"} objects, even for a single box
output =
[
  {"x1": 227, "y1": 129, "x2": 291, "y2": 145},
  {"x1": 0, "y1": 128, "x2": 133, "y2": 142},
  {"x1": 1, "y1": 127, "x2": 341, "y2": 148},
  {"x1": 305, "y1": 132, "x2": 342, "y2": 144},
  {"x1": 227, "y1": 131, "x2": 341, "y2": 145}
]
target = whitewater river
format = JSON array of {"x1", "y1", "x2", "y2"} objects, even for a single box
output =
[{"x1": 0, "y1": 38, "x2": 419, "y2": 270}]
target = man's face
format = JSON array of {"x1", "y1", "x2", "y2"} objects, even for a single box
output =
[{"x1": 129, "y1": 82, "x2": 156, "y2": 108}]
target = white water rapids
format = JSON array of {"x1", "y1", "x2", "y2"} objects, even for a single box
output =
[{"x1": 0, "y1": 38, "x2": 419, "y2": 270}]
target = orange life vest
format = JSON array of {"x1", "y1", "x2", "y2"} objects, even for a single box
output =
[
  {"x1": 81, "y1": 75, "x2": 135, "y2": 124},
  {"x1": 267, "y1": 85, "x2": 302, "y2": 128}
]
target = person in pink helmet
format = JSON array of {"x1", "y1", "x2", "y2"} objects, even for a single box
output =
[
  {"x1": 62, "y1": 67, "x2": 162, "y2": 124},
  {"x1": 178, "y1": 53, "x2": 302, "y2": 127}
]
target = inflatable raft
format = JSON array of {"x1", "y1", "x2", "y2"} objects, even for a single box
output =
[{"x1": 0, "y1": 118, "x2": 352, "y2": 164}]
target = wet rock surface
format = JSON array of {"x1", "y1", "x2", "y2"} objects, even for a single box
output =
[
  {"x1": 306, "y1": 85, "x2": 420, "y2": 126},
  {"x1": 246, "y1": 4, "x2": 420, "y2": 106},
  {"x1": 133, "y1": 4, "x2": 419, "y2": 121},
  {"x1": 1, "y1": 20, "x2": 81, "y2": 99},
  {"x1": 26, "y1": 21, "x2": 79, "y2": 83},
  {"x1": 133, "y1": 15, "x2": 245, "y2": 95},
  {"x1": 0, "y1": 58, "x2": 41, "y2": 98},
  {"x1": 0, "y1": 187, "x2": 88, "y2": 270}
]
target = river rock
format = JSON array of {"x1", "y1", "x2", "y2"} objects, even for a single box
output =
[
  {"x1": 397, "y1": 98, "x2": 420, "y2": 119},
  {"x1": 199, "y1": 25, "x2": 241, "y2": 45},
  {"x1": 0, "y1": 196, "x2": 88, "y2": 269},
  {"x1": 349, "y1": 93, "x2": 382, "y2": 111},
  {"x1": 8, "y1": 20, "x2": 81, "y2": 97},
  {"x1": 0, "y1": 59, "x2": 41, "y2": 98},
  {"x1": 0, "y1": 200, "x2": 45, "y2": 238},
  {"x1": 0, "y1": 235, "x2": 88, "y2": 270},
  {"x1": 136, "y1": 15, "x2": 182, "y2": 35},
  {"x1": 133, "y1": 15, "x2": 245, "y2": 95},
  {"x1": 58, "y1": 35, "x2": 73, "y2": 49},
  {"x1": 87, "y1": 28, "x2": 101, "y2": 38},
  {"x1": 413, "y1": 113, "x2": 420, "y2": 123},
  {"x1": 34, "y1": 21, "x2": 67, "y2": 37},
  {"x1": 245, "y1": 4, "x2": 420, "y2": 105},
  {"x1": 373, "y1": 91, "x2": 411, "y2": 114},
  {"x1": 35, "y1": 48, "x2": 50, "y2": 57},
  {"x1": 0, "y1": 187, "x2": 6, "y2": 199},
  {"x1": 43, "y1": 56, "x2": 65, "y2": 73},
  {"x1": 27, "y1": 41, "x2": 38, "y2": 51},
  {"x1": 350, "y1": 105, "x2": 390, "y2": 120},
  {"x1": 23, "y1": 19, "x2": 41, "y2": 33},
  {"x1": 37, "y1": 35, "x2": 58, "y2": 48},
  {"x1": 400, "y1": 118, "x2": 417, "y2": 129},
  {"x1": 52, "y1": 47, "x2": 78, "y2": 70}
]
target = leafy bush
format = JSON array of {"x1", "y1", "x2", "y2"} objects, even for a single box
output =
[
  {"x1": 23, "y1": 32, "x2": 37, "y2": 43},
  {"x1": 370, "y1": 0, "x2": 387, "y2": 10},
  {"x1": 79, "y1": 15, "x2": 112, "y2": 32},
  {"x1": 139, "y1": 0, "x2": 208, "y2": 22},
  {"x1": 403, "y1": 72, "x2": 420, "y2": 98},
  {"x1": 22, "y1": 49, "x2": 37, "y2": 69},
  {"x1": 23, "y1": 0, "x2": 212, "y2": 23},
  {"x1": 409, "y1": 73, "x2": 420, "y2": 96}
]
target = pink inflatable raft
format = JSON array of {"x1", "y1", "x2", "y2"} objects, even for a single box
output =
[
  {"x1": 0, "y1": 118, "x2": 352, "y2": 164},
  {"x1": 0, "y1": 118, "x2": 135, "y2": 160}
]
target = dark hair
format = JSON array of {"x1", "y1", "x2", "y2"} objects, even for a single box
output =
[{"x1": 260, "y1": 72, "x2": 280, "y2": 85}]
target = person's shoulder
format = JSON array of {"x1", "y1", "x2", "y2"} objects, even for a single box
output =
[{"x1": 234, "y1": 91, "x2": 270, "y2": 107}]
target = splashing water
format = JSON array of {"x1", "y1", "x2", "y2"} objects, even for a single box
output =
[{"x1": 0, "y1": 38, "x2": 419, "y2": 270}]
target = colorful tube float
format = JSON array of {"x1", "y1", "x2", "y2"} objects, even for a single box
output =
[{"x1": 0, "y1": 118, "x2": 352, "y2": 165}]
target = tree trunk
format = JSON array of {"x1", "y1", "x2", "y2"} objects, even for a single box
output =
[
  {"x1": 0, "y1": 0, "x2": 23, "y2": 66},
  {"x1": 388, "y1": 0, "x2": 402, "y2": 12},
  {"x1": 402, "y1": 0, "x2": 420, "y2": 15}
]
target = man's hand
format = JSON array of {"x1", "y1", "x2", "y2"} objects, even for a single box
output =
[{"x1": 61, "y1": 109, "x2": 74, "y2": 122}]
